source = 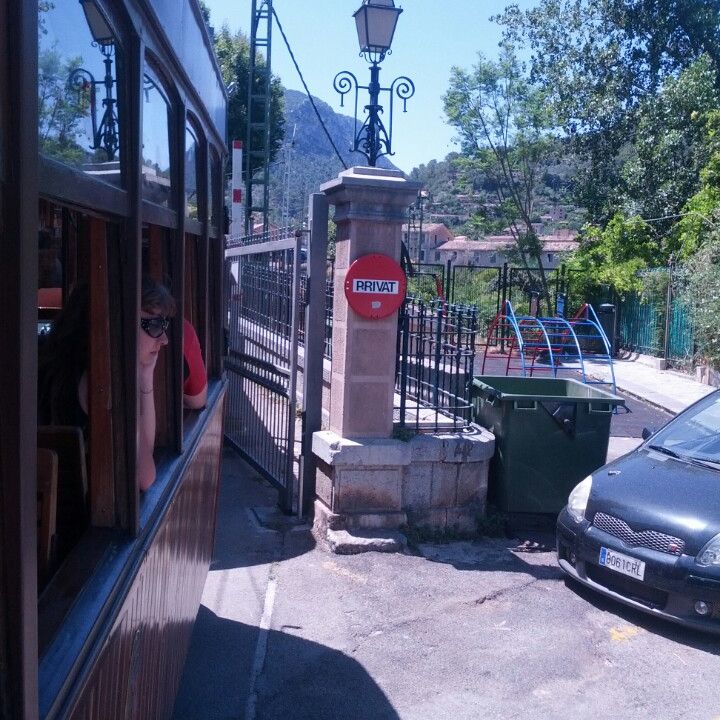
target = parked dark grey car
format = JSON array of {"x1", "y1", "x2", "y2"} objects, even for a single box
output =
[{"x1": 557, "y1": 389, "x2": 720, "y2": 633}]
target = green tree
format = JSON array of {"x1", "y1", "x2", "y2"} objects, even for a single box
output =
[
  {"x1": 443, "y1": 45, "x2": 557, "y2": 312},
  {"x1": 672, "y1": 109, "x2": 720, "y2": 256},
  {"x1": 621, "y1": 56, "x2": 720, "y2": 226},
  {"x1": 496, "y1": 0, "x2": 720, "y2": 221},
  {"x1": 38, "y1": 46, "x2": 90, "y2": 165},
  {"x1": 212, "y1": 25, "x2": 284, "y2": 176},
  {"x1": 567, "y1": 213, "x2": 664, "y2": 294},
  {"x1": 675, "y1": 234, "x2": 720, "y2": 367}
]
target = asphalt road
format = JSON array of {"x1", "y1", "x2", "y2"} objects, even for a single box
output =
[
  {"x1": 174, "y1": 451, "x2": 720, "y2": 720},
  {"x1": 609, "y1": 393, "x2": 673, "y2": 437}
]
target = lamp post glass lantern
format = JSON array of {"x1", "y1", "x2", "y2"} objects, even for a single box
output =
[
  {"x1": 353, "y1": 0, "x2": 402, "y2": 63},
  {"x1": 68, "y1": 0, "x2": 120, "y2": 161},
  {"x1": 334, "y1": 0, "x2": 414, "y2": 167}
]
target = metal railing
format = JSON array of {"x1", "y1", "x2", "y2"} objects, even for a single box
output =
[
  {"x1": 299, "y1": 274, "x2": 334, "y2": 360},
  {"x1": 395, "y1": 297, "x2": 478, "y2": 433},
  {"x1": 616, "y1": 266, "x2": 695, "y2": 364}
]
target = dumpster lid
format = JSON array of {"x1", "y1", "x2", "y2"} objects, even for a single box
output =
[{"x1": 473, "y1": 376, "x2": 624, "y2": 404}]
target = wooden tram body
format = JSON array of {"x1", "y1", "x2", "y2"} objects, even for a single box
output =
[{"x1": 0, "y1": 1, "x2": 227, "y2": 717}]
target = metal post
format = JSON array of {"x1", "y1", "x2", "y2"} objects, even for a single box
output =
[
  {"x1": 299, "y1": 194, "x2": 329, "y2": 516},
  {"x1": 285, "y1": 230, "x2": 302, "y2": 515},
  {"x1": 366, "y1": 63, "x2": 381, "y2": 166},
  {"x1": 398, "y1": 300, "x2": 409, "y2": 427},
  {"x1": 445, "y1": 258, "x2": 452, "y2": 303},
  {"x1": 433, "y1": 306, "x2": 442, "y2": 409},
  {"x1": 663, "y1": 262, "x2": 673, "y2": 362},
  {"x1": 500, "y1": 263, "x2": 508, "y2": 353}
]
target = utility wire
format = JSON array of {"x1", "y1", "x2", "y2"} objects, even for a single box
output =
[{"x1": 272, "y1": 7, "x2": 348, "y2": 170}]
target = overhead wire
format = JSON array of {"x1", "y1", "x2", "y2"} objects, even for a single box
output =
[{"x1": 271, "y1": 7, "x2": 349, "y2": 170}]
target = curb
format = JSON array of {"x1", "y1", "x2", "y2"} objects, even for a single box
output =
[{"x1": 612, "y1": 384, "x2": 677, "y2": 416}]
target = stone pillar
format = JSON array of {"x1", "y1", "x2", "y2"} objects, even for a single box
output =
[
  {"x1": 321, "y1": 167, "x2": 422, "y2": 439},
  {"x1": 313, "y1": 167, "x2": 495, "y2": 548}
]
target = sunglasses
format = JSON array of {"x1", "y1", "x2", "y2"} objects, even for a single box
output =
[{"x1": 140, "y1": 316, "x2": 170, "y2": 338}]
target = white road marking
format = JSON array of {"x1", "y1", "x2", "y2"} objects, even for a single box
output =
[{"x1": 245, "y1": 566, "x2": 278, "y2": 720}]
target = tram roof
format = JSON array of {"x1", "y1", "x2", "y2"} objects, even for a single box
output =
[{"x1": 144, "y1": 0, "x2": 227, "y2": 143}]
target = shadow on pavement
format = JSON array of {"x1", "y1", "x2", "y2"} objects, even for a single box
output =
[
  {"x1": 209, "y1": 446, "x2": 316, "y2": 571},
  {"x1": 565, "y1": 577, "x2": 720, "y2": 653},
  {"x1": 415, "y1": 536, "x2": 564, "y2": 582},
  {"x1": 173, "y1": 606, "x2": 400, "y2": 720}
]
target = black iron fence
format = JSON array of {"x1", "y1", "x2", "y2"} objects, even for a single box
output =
[
  {"x1": 395, "y1": 298, "x2": 478, "y2": 433},
  {"x1": 298, "y1": 273, "x2": 334, "y2": 360}
]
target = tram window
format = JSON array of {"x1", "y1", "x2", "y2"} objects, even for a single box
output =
[
  {"x1": 185, "y1": 125, "x2": 199, "y2": 220},
  {"x1": 36, "y1": 203, "x2": 117, "y2": 592},
  {"x1": 183, "y1": 233, "x2": 208, "y2": 413},
  {"x1": 142, "y1": 65, "x2": 173, "y2": 208},
  {"x1": 38, "y1": 0, "x2": 123, "y2": 187},
  {"x1": 141, "y1": 225, "x2": 176, "y2": 448},
  {"x1": 209, "y1": 146, "x2": 221, "y2": 233},
  {"x1": 38, "y1": 201, "x2": 64, "y2": 322}
]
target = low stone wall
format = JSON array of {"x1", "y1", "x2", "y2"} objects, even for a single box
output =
[
  {"x1": 312, "y1": 427, "x2": 495, "y2": 538},
  {"x1": 696, "y1": 364, "x2": 720, "y2": 388}
]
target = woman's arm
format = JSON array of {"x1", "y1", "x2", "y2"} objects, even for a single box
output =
[
  {"x1": 183, "y1": 385, "x2": 207, "y2": 410},
  {"x1": 183, "y1": 319, "x2": 207, "y2": 410},
  {"x1": 137, "y1": 367, "x2": 157, "y2": 491}
]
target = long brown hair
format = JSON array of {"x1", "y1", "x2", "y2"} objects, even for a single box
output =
[
  {"x1": 38, "y1": 277, "x2": 176, "y2": 424},
  {"x1": 142, "y1": 275, "x2": 176, "y2": 317},
  {"x1": 38, "y1": 283, "x2": 90, "y2": 425}
]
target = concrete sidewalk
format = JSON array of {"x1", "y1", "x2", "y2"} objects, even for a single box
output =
[{"x1": 586, "y1": 357, "x2": 714, "y2": 415}]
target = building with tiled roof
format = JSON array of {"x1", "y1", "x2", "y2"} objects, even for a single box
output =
[
  {"x1": 437, "y1": 230, "x2": 578, "y2": 268},
  {"x1": 401, "y1": 222, "x2": 454, "y2": 264}
]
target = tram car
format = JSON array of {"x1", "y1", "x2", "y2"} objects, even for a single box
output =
[{"x1": 0, "y1": 0, "x2": 227, "y2": 717}]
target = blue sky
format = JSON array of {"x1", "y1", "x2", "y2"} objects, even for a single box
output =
[{"x1": 203, "y1": 0, "x2": 540, "y2": 173}]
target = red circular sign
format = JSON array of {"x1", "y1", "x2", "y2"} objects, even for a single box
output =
[{"x1": 344, "y1": 253, "x2": 407, "y2": 319}]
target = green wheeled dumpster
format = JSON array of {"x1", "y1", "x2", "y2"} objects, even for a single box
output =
[{"x1": 472, "y1": 376, "x2": 624, "y2": 514}]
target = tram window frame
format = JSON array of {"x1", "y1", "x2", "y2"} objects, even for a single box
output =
[
  {"x1": 37, "y1": 0, "x2": 127, "y2": 190},
  {"x1": 0, "y1": 0, "x2": 4, "y2": 183},
  {"x1": 141, "y1": 223, "x2": 178, "y2": 452},
  {"x1": 209, "y1": 144, "x2": 220, "y2": 235},
  {"x1": 36, "y1": 203, "x2": 131, "y2": 647},
  {"x1": 141, "y1": 59, "x2": 176, "y2": 212},
  {"x1": 207, "y1": 144, "x2": 223, "y2": 379},
  {"x1": 184, "y1": 121, "x2": 201, "y2": 223}
]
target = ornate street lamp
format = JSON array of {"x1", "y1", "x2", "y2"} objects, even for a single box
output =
[
  {"x1": 334, "y1": 0, "x2": 414, "y2": 167},
  {"x1": 68, "y1": 0, "x2": 119, "y2": 160}
]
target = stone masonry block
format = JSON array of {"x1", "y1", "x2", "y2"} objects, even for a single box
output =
[
  {"x1": 333, "y1": 278, "x2": 348, "y2": 324},
  {"x1": 406, "y1": 507, "x2": 448, "y2": 530},
  {"x1": 334, "y1": 238, "x2": 350, "y2": 269},
  {"x1": 436, "y1": 427, "x2": 495, "y2": 463},
  {"x1": 328, "y1": 376, "x2": 346, "y2": 436},
  {"x1": 315, "y1": 459, "x2": 334, "y2": 507},
  {"x1": 401, "y1": 463, "x2": 433, "y2": 511},
  {"x1": 312, "y1": 431, "x2": 411, "y2": 467},
  {"x1": 347, "y1": 328, "x2": 396, "y2": 377},
  {"x1": 456, "y1": 460, "x2": 489, "y2": 507},
  {"x1": 331, "y1": 330, "x2": 347, "y2": 376},
  {"x1": 430, "y1": 464, "x2": 458, "y2": 509},
  {"x1": 345, "y1": 381, "x2": 393, "y2": 437},
  {"x1": 343, "y1": 511, "x2": 408, "y2": 531},
  {"x1": 446, "y1": 508, "x2": 480, "y2": 534},
  {"x1": 408, "y1": 434, "x2": 445, "y2": 463},
  {"x1": 335, "y1": 468, "x2": 402, "y2": 513}
]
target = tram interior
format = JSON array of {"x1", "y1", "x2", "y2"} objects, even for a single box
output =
[{"x1": 35, "y1": 211, "x2": 210, "y2": 643}]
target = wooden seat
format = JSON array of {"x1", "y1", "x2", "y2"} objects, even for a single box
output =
[
  {"x1": 37, "y1": 426, "x2": 89, "y2": 561},
  {"x1": 37, "y1": 448, "x2": 58, "y2": 589}
]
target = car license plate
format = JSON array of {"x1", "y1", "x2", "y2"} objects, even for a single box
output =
[{"x1": 599, "y1": 547, "x2": 645, "y2": 581}]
